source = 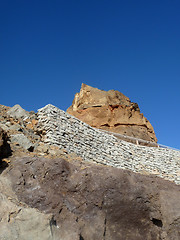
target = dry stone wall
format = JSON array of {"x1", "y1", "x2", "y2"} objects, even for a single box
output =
[{"x1": 38, "y1": 104, "x2": 180, "y2": 184}]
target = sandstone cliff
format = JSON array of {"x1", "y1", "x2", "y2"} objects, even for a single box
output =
[{"x1": 67, "y1": 83, "x2": 157, "y2": 143}]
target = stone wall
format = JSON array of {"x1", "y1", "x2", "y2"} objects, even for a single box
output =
[{"x1": 38, "y1": 104, "x2": 180, "y2": 184}]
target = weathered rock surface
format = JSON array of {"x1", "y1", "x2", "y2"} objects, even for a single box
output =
[
  {"x1": 0, "y1": 174, "x2": 55, "y2": 240},
  {"x1": 67, "y1": 83, "x2": 157, "y2": 142},
  {"x1": 10, "y1": 134, "x2": 34, "y2": 151},
  {"x1": 0, "y1": 104, "x2": 39, "y2": 154},
  {"x1": 7, "y1": 104, "x2": 29, "y2": 120},
  {"x1": 0, "y1": 155, "x2": 179, "y2": 240},
  {"x1": 0, "y1": 101, "x2": 179, "y2": 239}
]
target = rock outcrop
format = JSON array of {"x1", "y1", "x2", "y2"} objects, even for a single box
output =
[
  {"x1": 0, "y1": 155, "x2": 179, "y2": 240},
  {"x1": 67, "y1": 83, "x2": 157, "y2": 143},
  {"x1": 0, "y1": 102, "x2": 179, "y2": 240},
  {"x1": 7, "y1": 104, "x2": 30, "y2": 120},
  {"x1": 0, "y1": 104, "x2": 39, "y2": 155}
]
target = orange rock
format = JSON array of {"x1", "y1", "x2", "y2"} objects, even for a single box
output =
[
  {"x1": 31, "y1": 119, "x2": 38, "y2": 126},
  {"x1": 67, "y1": 83, "x2": 157, "y2": 142},
  {"x1": 26, "y1": 119, "x2": 38, "y2": 130}
]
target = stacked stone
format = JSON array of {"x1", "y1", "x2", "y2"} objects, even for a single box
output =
[{"x1": 38, "y1": 104, "x2": 180, "y2": 185}]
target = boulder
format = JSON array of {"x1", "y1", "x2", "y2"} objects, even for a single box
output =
[
  {"x1": 67, "y1": 83, "x2": 157, "y2": 142},
  {"x1": 7, "y1": 104, "x2": 29, "y2": 120},
  {"x1": 10, "y1": 134, "x2": 34, "y2": 152},
  {"x1": 2, "y1": 156, "x2": 179, "y2": 240}
]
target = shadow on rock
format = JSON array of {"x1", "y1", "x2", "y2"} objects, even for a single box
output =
[
  {"x1": 0, "y1": 160, "x2": 9, "y2": 174},
  {"x1": 0, "y1": 127, "x2": 12, "y2": 172}
]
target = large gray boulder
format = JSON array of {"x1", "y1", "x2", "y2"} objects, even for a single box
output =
[
  {"x1": 10, "y1": 134, "x2": 34, "y2": 151},
  {"x1": 7, "y1": 104, "x2": 29, "y2": 120}
]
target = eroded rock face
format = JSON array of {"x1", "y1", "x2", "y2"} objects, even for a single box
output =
[
  {"x1": 67, "y1": 83, "x2": 157, "y2": 142},
  {"x1": 0, "y1": 174, "x2": 55, "y2": 240},
  {"x1": 0, "y1": 104, "x2": 39, "y2": 155},
  {"x1": 4, "y1": 156, "x2": 180, "y2": 240},
  {"x1": 0, "y1": 102, "x2": 179, "y2": 239},
  {"x1": 7, "y1": 104, "x2": 29, "y2": 120}
]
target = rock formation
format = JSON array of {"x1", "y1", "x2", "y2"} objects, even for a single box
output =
[
  {"x1": 1, "y1": 155, "x2": 179, "y2": 240},
  {"x1": 67, "y1": 83, "x2": 157, "y2": 143},
  {"x1": 0, "y1": 102, "x2": 179, "y2": 240}
]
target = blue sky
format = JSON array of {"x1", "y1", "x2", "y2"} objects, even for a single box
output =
[{"x1": 0, "y1": 1, "x2": 180, "y2": 149}]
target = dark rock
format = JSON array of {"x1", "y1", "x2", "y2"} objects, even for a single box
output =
[
  {"x1": 7, "y1": 156, "x2": 180, "y2": 240},
  {"x1": 0, "y1": 127, "x2": 12, "y2": 161}
]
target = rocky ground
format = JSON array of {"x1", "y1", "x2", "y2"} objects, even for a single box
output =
[
  {"x1": 0, "y1": 104, "x2": 179, "y2": 240},
  {"x1": 0, "y1": 104, "x2": 67, "y2": 159}
]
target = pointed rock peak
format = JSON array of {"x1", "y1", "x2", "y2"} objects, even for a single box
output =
[
  {"x1": 7, "y1": 104, "x2": 29, "y2": 120},
  {"x1": 67, "y1": 83, "x2": 157, "y2": 143},
  {"x1": 71, "y1": 83, "x2": 131, "y2": 111}
]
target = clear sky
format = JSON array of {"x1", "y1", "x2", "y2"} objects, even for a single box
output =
[{"x1": 0, "y1": 1, "x2": 180, "y2": 149}]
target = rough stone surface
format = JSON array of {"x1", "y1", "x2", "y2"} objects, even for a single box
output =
[
  {"x1": 10, "y1": 134, "x2": 34, "y2": 151},
  {"x1": 67, "y1": 83, "x2": 157, "y2": 142},
  {"x1": 0, "y1": 174, "x2": 56, "y2": 240},
  {"x1": 2, "y1": 156, "x2": 179, "y2": 240},
  {"x1": 0, "y1": 102, "x2": 179, "y2": 239},
  {"x1": 38, "y1": 104, "x2": 180, "y2": 184},
  {"x1": 7, "y1": 104, "x2": 29, "y2": 120},
  {"x1": 0, "y1": 104, "x2": 39, "y2": 154}
]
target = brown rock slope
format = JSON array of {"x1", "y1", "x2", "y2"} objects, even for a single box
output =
[
  {"x1": 1, "y1": 155, "x2": 179, "y2": 240},
  {"x1": 67, "y1": 83, "x2": 157, "y2": 143}
]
